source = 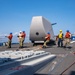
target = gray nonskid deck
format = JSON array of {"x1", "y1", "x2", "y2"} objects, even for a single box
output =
[
  {"x1": 34, "y1": 43, "x2": 75, "y2": 75},
  {"x1": 0, "y1": 42, "x2": 75, "y2": 75}
]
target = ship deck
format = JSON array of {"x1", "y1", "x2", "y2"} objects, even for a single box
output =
[{"x1": 0, "y1": 42, "x2": 75, "y2": 75}]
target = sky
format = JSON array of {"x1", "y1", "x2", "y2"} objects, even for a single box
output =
[{"x1": 0, "y1": 0, "x2": 75, "y2": 42}]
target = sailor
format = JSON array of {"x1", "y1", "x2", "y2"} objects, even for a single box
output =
[
  {"x1": 21, "y1": 31, "x2": 26, "y2": 47},
  {"x1": 64, "y1": 30, "x2": 71, "y2": 48},
  {"x1": 5, "y1": 32, "x2": 13, "y2": 48},
  {"x1": 17, "y1": 31, "x2": 23, "y2": 48},
  {"x1": 57, "y1": 30, "x2": 64, "y2": 47},
  {"x1": 43, "y1": 32, "x2": 50, "y2": 48}
]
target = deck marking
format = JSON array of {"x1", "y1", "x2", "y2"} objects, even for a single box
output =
[{"x1": 9, "y1": 65, "x2": 25, "y2": 70}]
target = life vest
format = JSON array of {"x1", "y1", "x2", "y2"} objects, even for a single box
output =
[
  {"x1": 45, "y1": 34, "x2": 50, "y2": 40},
  {"x1": 65, "y1": 32, "x2": 71, "y2": 38},
  {"x1": 18, "y1": 33, "x2": 22, "y2": 38},
  {"x1": 8, "y1": 34, "x2": 13, "y2": 40},
  {"x1": 22, "y1": 32, "x2": 26, "y2": 38},
  {"x1": 58, "y1": 33, "x2": 63, "y2": 38}
]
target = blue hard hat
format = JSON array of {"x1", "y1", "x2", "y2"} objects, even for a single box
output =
[
  {"x1": 66, "y1": 30, "x2": 69, "y2": 32},
  {"x1": 47, "y1": 32, "x2": 50, "y2": 34},
  {"x1": 10, "y1": 32, "x2": 12, "y2": 34},
  {"x1": 23, "y1": 31, "x2": 25, "y2": 32}
]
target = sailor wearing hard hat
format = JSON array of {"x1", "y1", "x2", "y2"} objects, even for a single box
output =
[
  {"x1": 57, "y1": 30, "x2": 64, "y2": 47},
  {"x1": 5, "y1": 32, "x2": 13, "y2": 48},
  {"x1": 17, "y1": 31, "x2": 23, "y2": 48},
  {"x1": 64, "y1": 30, "x2": 71, "y2": 48},
  {"x1": 43, "y1": 32, "x2": 50, "y2": 48}
]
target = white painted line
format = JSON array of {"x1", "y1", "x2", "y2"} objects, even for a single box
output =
[
  {"x1": 49, "y1": 61, "x2": 57, "y2": 72},
  {"x1": 22, "y1": 55, "x2": 56, "y2": 65}
]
